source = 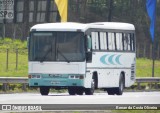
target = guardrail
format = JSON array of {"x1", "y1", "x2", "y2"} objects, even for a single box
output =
[
  {"x1": 136, "y1": 77, "x2": 160, "y2": 90},
  {"x1": 0, "y1": 77, "x2": 160, "y2": 91},
  {"x1": 0, "y1": 77, "x2": 28, "y2": 91}
]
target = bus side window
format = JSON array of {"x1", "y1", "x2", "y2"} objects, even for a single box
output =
[
  {"x1": 108, "y1": 32, "x2": 115, "y2": 50},
  {"x1": 99, "y1": 32, "x2": 107, "y2": 50},
  {"x1": 123, "y1": 33, "x2": 130, "y2": 51},
  {"x1": 132, "y1": 34, "x2": 135, "y2": 51},
  {"x1": 130, "y1": 33, "x2": 135, "y2": 51},
  {"x1": 91, "y1": 32, "x2": 99, "y2": 50},
  {"x1": 116, "y1": 33, "x2": 123, "y2": 51},
  {"x1": 127, "y1": 34, "x2": 131, "y2": 51}
]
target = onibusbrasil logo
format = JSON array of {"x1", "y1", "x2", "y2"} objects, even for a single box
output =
[{"x1": 100, "y1": 54, "x2": 122, "y2": 65}]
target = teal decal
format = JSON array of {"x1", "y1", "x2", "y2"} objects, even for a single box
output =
[
  {"x1": 100, "y1": 54, "x2": 122, "y2": 65},
  {"x1": 100, "y1": 54, "x2": 109, "y2": 65},
  {"x1": 115, "y1": 55, "x2": 122, "y2": 65},
  {"x1": 108, "y1": 54, "x2": 115, "y2": 65}
]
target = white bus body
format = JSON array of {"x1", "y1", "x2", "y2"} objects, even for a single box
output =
[{"x1": 28, "y1": 22, "x2": 136, "y2": 95}]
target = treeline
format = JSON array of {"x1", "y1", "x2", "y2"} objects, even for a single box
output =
[
  {"x1": 68, "y1": 0, "x2": 160, "y2": 44},
  {"x1": 0, "y1": 0, "x2": 160, "y2": 52}
]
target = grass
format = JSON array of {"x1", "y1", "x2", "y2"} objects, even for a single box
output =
[
  {"x1": 0, "y1": 53, "x2": 160, "y2": 77},
  {"x1": 136, "y1": 58, "x2": 160, "y2": 77},
  {"x1": 0, "y1": 52, "x2": 160, "y2": 77},
  {"x1": 0, "y1": 52, "x2": 28, "y2": 77}
]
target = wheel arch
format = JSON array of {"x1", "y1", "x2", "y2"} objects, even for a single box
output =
[
  {"x1": 120, "y1": 71, "x2": 125, "y2": 87},
  {"x1": 92, "y1": 71, "x2": 98, "y2": 89}
]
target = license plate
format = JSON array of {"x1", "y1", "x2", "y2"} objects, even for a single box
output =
[{"x1": 51, "y1": 81, "x2": 60, "y2": 84}]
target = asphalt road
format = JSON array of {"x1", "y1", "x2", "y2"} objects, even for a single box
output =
[
  {"x1": 0, "y1": 91, "x2": 160, "y2": 104},
  {"x1": 0, "y1": 92, "x2": 160, "y2": 111}
]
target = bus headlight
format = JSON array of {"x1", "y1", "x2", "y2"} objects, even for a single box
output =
[
  {"x1": 69, "y1": 75, "x2": 84, "y2": 79},
  {"x1": 79, "y1": 75, "x2": 84, "y2": 79}
]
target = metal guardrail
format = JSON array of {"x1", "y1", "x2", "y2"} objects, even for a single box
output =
[
  {"x1": 0, "y1": 77, "x2": 28, "y2": 91},
  {"x1": 0, "y1": 77, "x2": 28, "y2": 83},
  {"x1": 0, "y1": 77, "x2": 160, "y2": 91},
  {"x1": 136, "y1": 77, "x2": 160, "y2": 89},
  {"x1": 136, "y1": 77, "x2": 160, "y2": 83}
]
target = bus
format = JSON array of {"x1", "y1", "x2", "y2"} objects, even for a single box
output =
[{"x1": 28, "y1": 22, "x2": 136, "y2": 95}]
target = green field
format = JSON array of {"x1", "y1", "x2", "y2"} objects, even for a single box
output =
[
  {"x1": 136, "y1": 58, "x2": 160, "y2": 77},
  {"x1": 0, "y1": 38, "x2": 160, "y2": 77},
  {"x1": 0, "y1": 52, "x2": 160, "y2": 77},
  {"x1": 0, "y1": 38, "x2": 28, "y2": 77},
  {"x1": 0, "y1": 52, "x2": 28, "y2": 77}
]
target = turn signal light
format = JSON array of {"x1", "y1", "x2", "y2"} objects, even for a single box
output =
[
  {"x1": 28, "y1": 75, "x2": 32, "y2": 79},
  {"x1": 79, "y1": 75, "x2": 84, "y2": 79}
]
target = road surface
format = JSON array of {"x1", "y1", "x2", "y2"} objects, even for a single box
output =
[{"x1": 0, "y1": 92, "x2": 160, "y2": 111}]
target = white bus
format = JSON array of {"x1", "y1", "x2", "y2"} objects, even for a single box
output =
[{"x1": 28, "y1": 22, "x2": 136, "y2": 95}]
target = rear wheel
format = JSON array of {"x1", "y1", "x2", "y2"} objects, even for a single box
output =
[
  {"x1": 40, "y1": 86, "x2": 50, "y2": 95},
  {"x1": 85, "y1": 78, "x2": 95, "y2": 95},
  {"x1": 68, "y1": 87, "x2": 76, "y2": 95},
  {"x1": 115, "y1": 74, "x2": 124, "y2": 95},
  {"x1": 76, "y1": 87, "x2": 84, "y2": 95},
  {"x1": 106, "y1": 88, "x2": 116, "y2": 95}
]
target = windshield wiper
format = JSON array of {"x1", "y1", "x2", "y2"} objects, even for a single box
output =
[
  {"x1": 57, "y1": 48, "x2": 70, "y2": 63},
  {"x1": 40, "y1": 47, "x2": 52, "y2": 63}
]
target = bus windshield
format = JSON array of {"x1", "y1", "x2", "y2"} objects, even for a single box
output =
[{"x1": 29, "y1": 32, "x2": 85, "y2": 62}]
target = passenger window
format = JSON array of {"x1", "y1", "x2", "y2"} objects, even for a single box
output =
[
  {"x1": 91, "y1": 32, "x2": 99, "y2": 50},
  {"x1": 123, "y1": 33, "x2": 130, "y2": 51},
  {"x1": 108, "y1": 32, "x2": 115, "y2": 50},
  {"x1": 116, "y1": 33, "x2": 123, "y2": 51},
  {"x1": 99, "y1": 32, "x2": 107, "y2": 50},
  {"x1": 130, "y1": 33, "x2": 135, "y2": 51}
]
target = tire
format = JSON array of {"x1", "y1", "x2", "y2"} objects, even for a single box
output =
[
  {"x1": 40, "y1": 86, "x2": 50, "y2": 95},
  {"x1": 76, "y1": 87, "x2": 84, "y2": 95},
  {"x1": 115, "y1": 74, "x2": 124, "y2": 95},
  {"x1": 106, "y1": 88, "x2": 116, "y2": 95},
  {"x1": 85, "y1": 78, "x2": 95, "y2": 95},
  {"x1": 68, "y1": 87, "x2": 76, "y2": 95}
]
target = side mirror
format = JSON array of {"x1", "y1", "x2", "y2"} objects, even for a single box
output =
[
  {"x1": 86, "y1": 52, "x2": 92, "y2": 62},
  {"x1": 86, "y1": 35, "x2": 92, "y2": 62},
  {"x1": 87, "y1": 36, "x2": 92, "y2": 51}
]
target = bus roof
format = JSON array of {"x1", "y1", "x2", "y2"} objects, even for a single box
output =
[{"x1": 30, "y1": 22, "x2": 135, "y2": 32}]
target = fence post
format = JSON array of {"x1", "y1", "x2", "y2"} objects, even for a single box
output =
[
  {"x1": 16, "y1": 49, "x2": 18, "y2": 70},
  {"x1": 155, "y1": 83, "x2": 158, "y2": 89},
  {"x1": 2, "y1": 83, "x2": 9, "y2": 91},
  {"x1": 6, "y1": 49, "x2": 9, "y2": 71},
  {"x1": 22, "y1": 83, "x2": 28, "y2": 91},
  {"x1": 137, "y1": 82, "x2": 141, "y2": 90}
]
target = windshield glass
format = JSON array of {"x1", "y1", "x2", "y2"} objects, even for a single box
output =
[{"x1": 29, "y1": 32, "x2": 85, "y2": 62}]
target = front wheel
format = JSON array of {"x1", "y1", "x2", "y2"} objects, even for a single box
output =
[
  {"x1": 68, "y1": 87, "x2": 76, "y2": 95},
  {"x1": 76, "y1": 87, "x2": 84, "y2": 95},
  {"x1": 68, "y1": 87, "x2": 84, "y2": 95},
  {"x1": 40, "y1": 86, "x2": 50, "y2": 95},
  {"x1": 85, "y1": 79, "x2": 95, "y2": 95}
]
